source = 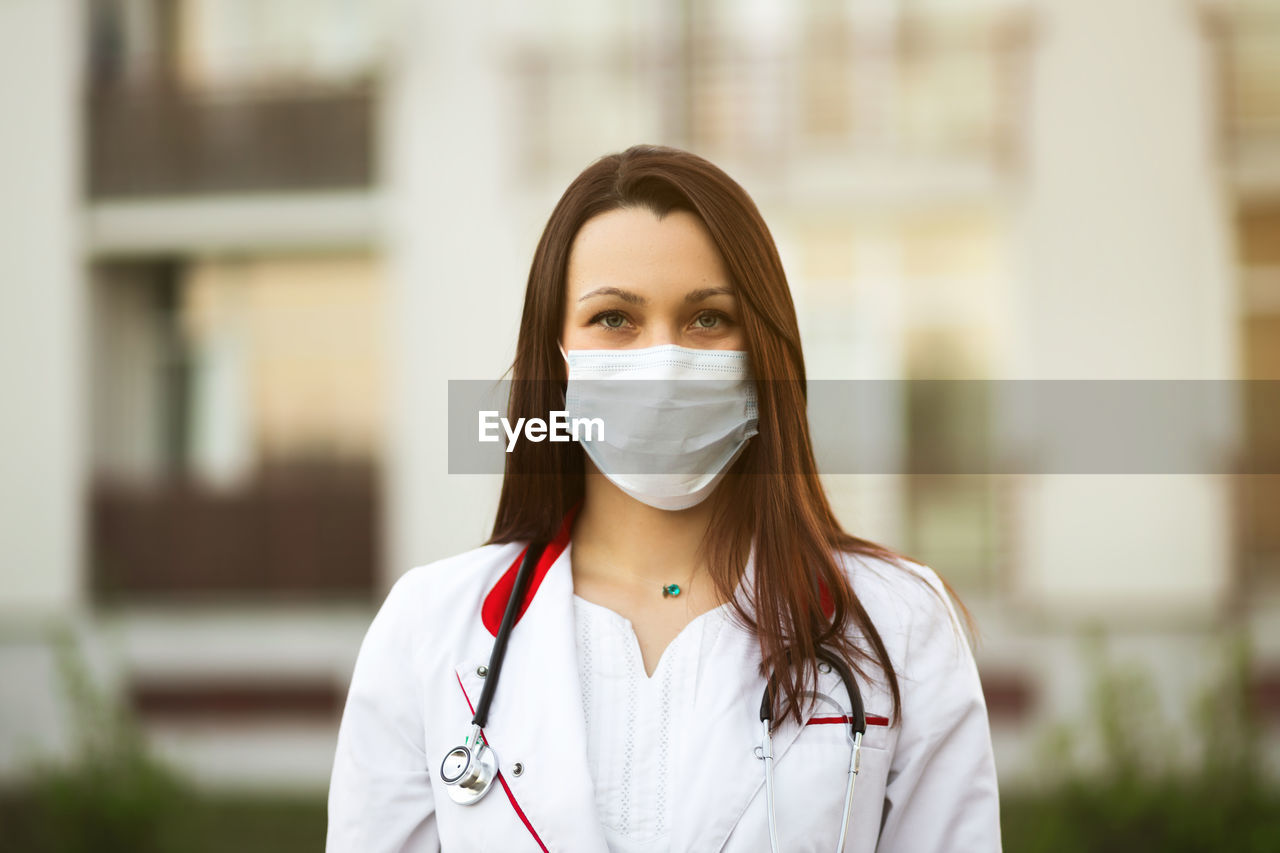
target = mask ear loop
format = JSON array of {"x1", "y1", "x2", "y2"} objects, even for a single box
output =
[{"x1": 556, "y1": 341, "x2": 570, "y2": 408}]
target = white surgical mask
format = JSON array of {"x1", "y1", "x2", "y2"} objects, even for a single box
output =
[{"x1": 560, "y1": 343, "x2": 759, "y2": 510}]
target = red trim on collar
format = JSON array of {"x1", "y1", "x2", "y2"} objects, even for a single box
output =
[
  {"x1": 818, "y1": 578, "x2": 835, "y2": 619},
  {"x1": 481, "y1": 503, "x2": 580, "y2": 637}
]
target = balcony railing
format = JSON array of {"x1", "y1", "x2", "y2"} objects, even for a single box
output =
[
  {"x1": 90, "y1": 459, "x2": 379, "y2": 602},
  {"x1": 87, "y1": 79, "x2": 377, "y2": 198}
]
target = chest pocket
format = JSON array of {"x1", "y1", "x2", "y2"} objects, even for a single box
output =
[{"x1": 723, "y1": 713, "x2": 893, "y2": 853}]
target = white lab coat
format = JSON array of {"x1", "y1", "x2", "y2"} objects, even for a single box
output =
[{"x1": 327, "y1": 523, "x2": 1002, "y2": 852}]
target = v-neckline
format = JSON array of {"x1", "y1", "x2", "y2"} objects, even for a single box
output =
[{"x1": 571, "y1": 593, "x2": 732, "y2": 682}]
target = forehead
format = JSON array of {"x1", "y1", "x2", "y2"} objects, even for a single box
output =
[{"x1": 565, "y1": 206, "x2": 732, "y2": 298}]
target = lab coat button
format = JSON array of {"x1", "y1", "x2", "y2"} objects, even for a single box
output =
[
  {"x1": 477, "y1": 665, "x2": 489, "y2": 678},
  {"x1": 511, "y1": 762, "x2": 524, "y2": 776}
]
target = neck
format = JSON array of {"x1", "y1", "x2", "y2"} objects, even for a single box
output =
[{"x1": 571, "y1": 466, "x2": 714, "y2": 588}]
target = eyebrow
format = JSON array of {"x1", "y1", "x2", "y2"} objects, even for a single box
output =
[
  {"x1": 683, "y1": 286, "x2": 735, "y2": 304},
  {"x1": 577, "y1": 286, "x2": 646, "y2": 305},
  {"x1": 576, "y1": 285, "x2": 736, "y2": 305}
]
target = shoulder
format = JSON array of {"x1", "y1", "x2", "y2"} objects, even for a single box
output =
[
  {"x1": 833, "y1": 553, "x2": 1000, "y2": 849},
  {"x1": 361, "y1": 540, "x2": 526, "y2": 661},
  {"x1": 387, "y1": 540, "x2": 525, "y2": 613},
  {"x1": 834, "y1": 549, "x2": 973, "y2": 673}
]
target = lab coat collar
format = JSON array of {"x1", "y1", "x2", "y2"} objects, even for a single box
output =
[
  {"x1": 460, "y1": 505, "x2": 850, "y2": 852},
  {"x1": 479, "y1": 502, "x2": 581, "y2": 637}
]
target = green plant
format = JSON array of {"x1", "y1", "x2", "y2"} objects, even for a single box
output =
[
  {"x1": 1001, "y1": 629, "x2": 1280, "y2": 852},
  {"x1": 1, "y1": 622, "x2": 193, "y2": 853}
]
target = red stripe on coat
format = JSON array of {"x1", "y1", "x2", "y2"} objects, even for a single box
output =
[
  {"x1": 807, "y1": 714, "x2": 890, "y2": 727},
  {"x1": 453, "y1": 672, "x2": 549, "y2": 851}
]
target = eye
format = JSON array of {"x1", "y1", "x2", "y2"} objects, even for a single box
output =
[
  {"x1": 589, "y1": 310, "x2": 630, "y2": 330},
  {"x1": 692, "y1": 310, "x2": 730, "y2": 330}
]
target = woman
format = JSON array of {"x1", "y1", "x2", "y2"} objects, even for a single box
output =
[{"x1": 327, "y1": 144, "x2": 1001, "y2": 852}]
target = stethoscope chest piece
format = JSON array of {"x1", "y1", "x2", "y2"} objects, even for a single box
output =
[{"x1": 440, "y1": 726, "x2": 499, "y2": 806}]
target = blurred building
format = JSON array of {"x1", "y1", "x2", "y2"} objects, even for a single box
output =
[{"x1": 1, "y1": 0, "x2": 1277, "y2": 794}]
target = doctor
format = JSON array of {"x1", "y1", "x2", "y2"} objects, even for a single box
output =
[{"x1": 327, "y1": 144, "x2": 1002, "y2": 852}]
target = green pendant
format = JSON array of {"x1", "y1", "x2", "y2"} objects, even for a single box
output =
[{"x1": 662, "y1": 583, "x2": 682, "y2": 598}]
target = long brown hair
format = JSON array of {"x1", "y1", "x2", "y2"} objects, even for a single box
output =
[{"x1": 489, "y1": 143, "x2": 961, "y2": 727}]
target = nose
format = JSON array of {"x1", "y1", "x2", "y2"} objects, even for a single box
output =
[{"x1": 637, "y1": 320, "x2": 682, "y2": 349}]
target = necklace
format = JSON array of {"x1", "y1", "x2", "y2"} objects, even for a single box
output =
[{"x1": 573, "y1": 561, "x2": 696, "y2": 600}]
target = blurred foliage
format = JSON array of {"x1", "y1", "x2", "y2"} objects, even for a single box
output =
[
  {"x1": 0, "y1": 789, "x2": 326, "y2": 853},
  {"x1": 1001, "y1": 630, "x2": 1280, "y2": 852},
  {"x1": 0, "y1": 623, "x2": 190, "y2": 852},
  {"x1": 0, "y1": 624, "x2": 324, "y2": 852}
]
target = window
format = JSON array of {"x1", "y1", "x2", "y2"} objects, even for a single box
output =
[{"x1": 88, "y1": 252, "x2": 387, "y2": 602}]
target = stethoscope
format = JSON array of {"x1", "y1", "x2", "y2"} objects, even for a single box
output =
[
  {"x1": 759, "y1": 645, "x2": 866, "y2": 852},
  {"x1": 440, "y1": 542, "x2": 867, "y2": 852}
]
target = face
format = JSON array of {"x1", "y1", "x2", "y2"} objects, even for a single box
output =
[{"x1": 561, "y1": 206, "x2": 746, "y2": 354}]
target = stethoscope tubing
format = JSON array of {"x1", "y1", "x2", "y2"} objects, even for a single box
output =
[{"x1": 471, "y1": 541, "x2": 547, "y2": 730}]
